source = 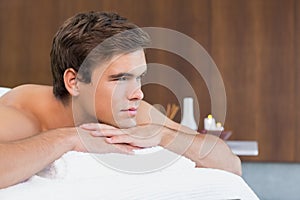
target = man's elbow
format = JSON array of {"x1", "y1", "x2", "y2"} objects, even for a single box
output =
[
  {"x1": 231, "y1": 155, "x2": 242, "y2": 176},
  {"x1": 0, "y1": 171, "x2": 23, "y2": 189},
  {"x1": 0, "y1": 179, "x2": 14, "y2": 189}
]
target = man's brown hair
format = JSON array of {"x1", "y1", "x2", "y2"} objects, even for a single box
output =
[{"x1": 50, "y1": 11, "x2": 150, "y2": 101}]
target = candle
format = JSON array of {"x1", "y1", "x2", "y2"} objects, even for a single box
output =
[
  {"x1": 204, "y1": 114, "x2": 216, "y2": 130},
  {"x1": 216, "y1": 122, "x2": 224, "y2": 131}
]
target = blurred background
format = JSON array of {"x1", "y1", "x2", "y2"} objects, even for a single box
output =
[{"x1": 0, "y1": 0, "x2": 299, "y2": 163}]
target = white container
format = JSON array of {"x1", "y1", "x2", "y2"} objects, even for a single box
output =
[{"x1": 180, "y1": 97, "x2": 198, "y2": 130}]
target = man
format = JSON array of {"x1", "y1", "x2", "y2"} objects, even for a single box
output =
[{"x1": 0, "y1": 11, "x2": 241, "y2": 189}]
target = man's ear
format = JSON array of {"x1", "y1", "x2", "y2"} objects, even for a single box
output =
[{"x1": 64, "y1": 68, "x2": 79, "y2": 96}]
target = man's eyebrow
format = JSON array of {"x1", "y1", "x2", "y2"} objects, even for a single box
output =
[
  {"x1": 109, "y1": 73, "x2": 134, "y2": 79},
  {"x1": 109, "y1": 70, "x2": 147, "y2": 79}
]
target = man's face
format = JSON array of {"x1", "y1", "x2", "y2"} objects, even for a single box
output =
[{"x1": 77, "y1": 50, "x2": 147, "y2": 128}]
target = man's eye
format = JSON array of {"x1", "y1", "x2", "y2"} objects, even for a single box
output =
[
  {"x1": 111, "y1": 76, "x2": 131, "y2": 82},
  {"x1": 118, "y1": 76, "x2": 128, "y2": 81}
]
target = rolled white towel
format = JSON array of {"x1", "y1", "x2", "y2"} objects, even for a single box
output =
[{"x1": 37, "y1": 146, "x2": 196, "y2": 180}]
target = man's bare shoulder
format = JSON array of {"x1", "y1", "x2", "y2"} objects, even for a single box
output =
[
  {"x1": 0, "y1": 104, "x2": 41, "y2": 141},
  {"x1": 0, "y1": 84, "x2": 53, "y2": 141},
  {"x1": 0, "y1": 84, "x2": 52, "y2": 105}
]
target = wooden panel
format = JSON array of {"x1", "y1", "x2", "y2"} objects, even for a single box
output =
[
  {"x1": 0, "y1": 0, "x2": 56, "y2": 87},
  {"x1": 295, "y1": 0, "x2": 300, "y2": 162},
  {"x1": 210, "y1": 0, "x2": 296, "y2": 161},
  {"x1": 141, "y1": 0, "x2": 212, "y2": 127}
]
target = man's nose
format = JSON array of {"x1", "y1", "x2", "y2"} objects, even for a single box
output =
[{"x1": 128, "y1": 87, "x2": 144, "y2": 100}]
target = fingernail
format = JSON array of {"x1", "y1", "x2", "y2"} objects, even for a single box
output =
[
  {"x1": 91, "y1": 131, "x2": 98, "y2": 136},
  {"x1": 106, "y1": 138, "x2": 112, "y2": 143},
  {"x1": 80, "y1": 124, "x2": 89, "y2": 128}
]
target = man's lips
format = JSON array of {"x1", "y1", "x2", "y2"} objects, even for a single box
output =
[
  {"x1": 128, "y1": 108, "x2": 137, "y2": 111},
  {"x1": 121, "y1": 107, "x2": 138, "y2": 116},
  {"x1": 121, "y1": 107, "x2": 137, "y2": 111}
]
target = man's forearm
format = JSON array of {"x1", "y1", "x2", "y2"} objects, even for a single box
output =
[
  {"x1": 0, "y1": 128, "x2": 76, "y2": 189},
  {"x1": 138, "y1": 101, "x2": 241, "y2": 175},
  {"x1": 160, "y1": 127, "x2": 242, "y2": 175}
]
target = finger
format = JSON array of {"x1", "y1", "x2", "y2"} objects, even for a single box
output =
[
  {"x1": 112, "y1": 144, "x2": 140, "y2": 155},
  {"x1": 91, "y1": 129, "x2": 126, "y2": 137},
  {"x1": 90, "y1": 131, "x2": 106, "y2": 137},
  {"x1": 80, "y1": 123, "x2": 117, "y2": 131},
  {"x1": 105, "y1": 135, "x2": 133, "y2": 144}
]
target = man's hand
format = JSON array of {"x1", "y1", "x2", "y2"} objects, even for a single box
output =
[
  {"x1": 71, "y1": 126, "x2": 141, "y2": 154},
  {"x1": 80, "y1": 123, "x2": 166, "y2": 148},
  {"x1": 79, "y1": 122, "x2": 242, "y2": 176}
]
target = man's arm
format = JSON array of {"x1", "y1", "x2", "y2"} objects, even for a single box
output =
[
  {"x1": 138, "y1": 100, "x2": 241, "y2": 175},
  {"x1": 86, "y1": 101, "x2": 240, "y2": 175},
  {"x1": 0, "y1": 106, "x2": 137, "y2": 189},
  {"x1": 159, "y1": 126, "x2": 242, "y2": 175},
  {"x1": 0, "y1": 105, "x2": 76, "y2": 188},
  {"x1": 0, "y1": 128, "x2": 75, "y2": 188}
]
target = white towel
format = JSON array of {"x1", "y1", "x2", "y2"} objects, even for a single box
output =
[
  {"x1": 0, "y1": 146, "x2": 259, "y2": 200},
  {"x1": 37, "y1": 146, "x2": 196, "y2": 180}
]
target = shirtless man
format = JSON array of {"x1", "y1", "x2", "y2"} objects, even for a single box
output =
[{"x1": 0, "y1": 11, "x2": 241, "y2": 188}]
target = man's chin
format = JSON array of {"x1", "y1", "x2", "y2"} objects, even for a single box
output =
[{"x1": 114, "y1": 118, "x2": 137, "y2": 128}]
